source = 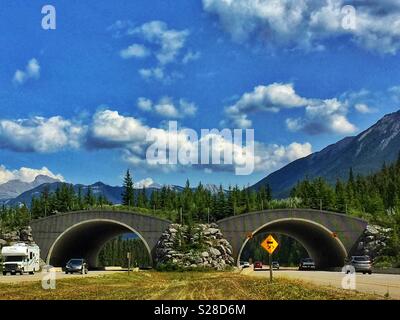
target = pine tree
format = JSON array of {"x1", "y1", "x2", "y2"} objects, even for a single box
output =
[{"x1": 122, "y1": 170, "x2": 135, "y2": 207}]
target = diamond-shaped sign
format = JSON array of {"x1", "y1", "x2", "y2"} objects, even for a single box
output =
[{"x1": 261, "y1": 234, "x2": 278, "y2": 254}]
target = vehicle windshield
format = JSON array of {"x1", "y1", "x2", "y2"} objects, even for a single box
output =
[
  {"x1": 353, "y1": 256, "x2": 369, "y2": 261},
  {"x1": 68, "y1": 259, "x2": 83, "y2": 265},
  {"x1": 303, "y1": 258, "x2": 313, "y2": 262},
  {"x1": 4, "y1": 256, "x2": 24, "y2": 262}
]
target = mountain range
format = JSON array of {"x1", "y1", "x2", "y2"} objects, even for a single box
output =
[
  {"x1": 0, "y1": 175, "x2": 61, "y2": 200},
  {"x1": 251, "y1": 110, "x2": 400, "y2": 198}
]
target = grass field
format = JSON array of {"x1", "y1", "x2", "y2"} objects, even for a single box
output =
[{"x1": 0, "y1": 271, "x2": 381, "y2": 300}]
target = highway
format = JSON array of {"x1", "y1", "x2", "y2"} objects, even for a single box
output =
[
  {"x1": 0, "y1": 270, "x2": 123, "y2": 284},
  {"x1": 245, "y1": 267, "x2": 400, "y2": 299}
]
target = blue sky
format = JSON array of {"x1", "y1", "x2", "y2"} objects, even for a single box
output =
[{"x1": 1, "y1": 0, "x2": 400, "y2": 188}]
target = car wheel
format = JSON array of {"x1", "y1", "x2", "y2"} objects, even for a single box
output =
[
  {"x1": 29, "y1": 271, "x2": 34, "y2": 275},
  {"x1": 363, "y1": 272, "x2": 366, "y2": 274},
  {"x1": 65, "y1": 271, "x2": 68, "y2": 274},
  {"x1": 368, "y1": 271, "x2": 372, "y2": 275},
  {"x1": 2, "y1": 272, "x2": 6, "y2": 276}
]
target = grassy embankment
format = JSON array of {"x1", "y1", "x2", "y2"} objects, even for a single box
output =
[{"x1": 0, "y1": 271, "x2": 381, "y2": 300}]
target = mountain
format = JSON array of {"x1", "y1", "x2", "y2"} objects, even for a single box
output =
[
  {"x1": 0, "y1": 175, "x2": 61, "y2": 200},
  {"x1": 5, "y1": 181, "x2": 185, "y2": 207},
  {"x1": 251, "y1": 110, "x2": 400, "y2": 198}
]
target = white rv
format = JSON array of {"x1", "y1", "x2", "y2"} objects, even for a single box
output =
[{"x1": 1, "y1": 243, "x2": 40, "y2": 275}]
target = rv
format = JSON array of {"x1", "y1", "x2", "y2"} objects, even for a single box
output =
[{"x1": 1, "y1": 243, "x2": 40, "y2": 275}]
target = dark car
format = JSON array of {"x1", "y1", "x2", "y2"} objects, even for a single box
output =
[
  {"x1": 272, "y1": 261, "x2": 280, "y2": 270},
  {"x1": 253, "y1": 261, "x2": 263, "y2": 270},
  {"x1": 299, "y1": 258, "x2": 315, "y2": 270},
  {"x1": 349, "y1": 256, "x2": 372, "y2": 274},
  {"x1": 65, "y1": 259, "x2": 88, "y2": 274}
]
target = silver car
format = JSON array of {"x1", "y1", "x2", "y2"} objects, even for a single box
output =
[{"x1": 349, "y1": 256, "x2": 372, "y2": 274}]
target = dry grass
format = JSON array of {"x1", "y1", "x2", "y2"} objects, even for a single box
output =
[{"x1": 0, "y1": 271, "x2": 380, "y2": 300}]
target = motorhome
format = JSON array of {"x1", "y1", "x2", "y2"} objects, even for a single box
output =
[{"x1": 1, "y1": 243, "x2": 40, "y2": 275}]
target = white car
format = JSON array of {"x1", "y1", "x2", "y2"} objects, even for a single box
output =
[{"x1": 240, "y1": 261, "x2": 250, "y2": 268}]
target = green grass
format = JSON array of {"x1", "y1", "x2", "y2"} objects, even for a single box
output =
[{"x1": 0, "y1": 271, "x2": 381, "y2": 300}]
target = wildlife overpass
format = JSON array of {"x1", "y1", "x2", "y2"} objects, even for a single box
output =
[{"x1": 30, "y1": 209, "x2": 367, "y2": 269}]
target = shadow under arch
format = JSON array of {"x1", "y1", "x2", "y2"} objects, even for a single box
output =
[
  {"x1": 47, "y1": 219, "x2": 153, "y2": 268},
  {"x1": 237, "y1": 218, "x2": 348, "y2": 269}
]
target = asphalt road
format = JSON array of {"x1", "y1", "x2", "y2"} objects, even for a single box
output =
[
  {"x1": 246, "y1": 268, "x2": 400, "y2": 299},
  {"x1": 0, "y1": 270, "x2": 123, "y2": 284}
]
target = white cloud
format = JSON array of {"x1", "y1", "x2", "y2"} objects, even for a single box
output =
[
  {"x1": 130, "y1": 21, "x2": 189, "y2": 65},
  {"x1": 134, "y1": 178, "x2": 154, "y2": 188},
  {"x1": 13, "y1": 58, "x2": 40, "y2": 85},
  {"x1": 223, "y1": 83, "x2": 309, "y2": 128},
  {"x1": 0, "y1": 165, "x2": 64, "y2": 184},
  {"x1": 287, "y1": 98, "x2": 357, "y2": 135},
  {"x1": 182, "y1": 50, "x2": 201, "y2": 64},
  {"x1": 253, "y1": 142, "x2": 312, "y2": 172},
  {"x1": 113, "y1": 20, "x2": 196, "y2": 83},
  {"x1": 137, "y1": 97, "x2": 153, "y2": 112},
  {"x1": 88, "y1": 110, "x2": 149, "y2": 149},
  {"x1": 354, "y1": 103, "x2": 376, "y2": 114},
  {"x1": 0, "y1": 116, "x2": 85, "y2": 153},
  {"x1": 136, "y1": 97, "x2": 197, "y2": 118},
  {"x1": 120, "y1": 44, "x2": 150, "y2": 59},
  {"x1": 224, "y1": 83, "x2": 357, "y2": 135},
  {"x1": 202, "y1": 0, "x2": 400, "y2": 54}
]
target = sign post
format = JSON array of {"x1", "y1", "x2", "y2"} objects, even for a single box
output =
[
  {"x1": 261, "y1": 234, "x2": 279, "y2": 283},
  {"x1": 127, "y1": 252, "x2": 131, "y2": 276}
]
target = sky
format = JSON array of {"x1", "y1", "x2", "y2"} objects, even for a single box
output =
[{"x1": 1, "y1": 0, "x2": 400, "y2": 188}]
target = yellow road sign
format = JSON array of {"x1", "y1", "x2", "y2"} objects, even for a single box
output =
[{"x1": 261, "y1": 234, "x2": 278, "y2": 254}]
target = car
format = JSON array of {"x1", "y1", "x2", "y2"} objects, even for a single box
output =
[
  {"x1": 299, "y1": 258, "x2": 315, "y2": 270},
  {"x1": 271, "y1": 261, "x2": 280, "y2": 270},
  {"x1": 349, "y1": 256, "x2": 372, "y2": 274},
  {"x1": 240, "y1": 261, "x2": 250, "y2": 268},
  {"x1": 65, "y1": 258, "x2": 88, "y2": 274},
  {"x1": 253, "y1": 261, "x2": 263, "y2": 270}
]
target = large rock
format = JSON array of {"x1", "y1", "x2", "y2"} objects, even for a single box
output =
[
  {"x1": 356, "y1": 224, "x2": 391, "y2": 259},
  {"x1": 156, "y1": 223, "x2": 234, "y2": 270}
]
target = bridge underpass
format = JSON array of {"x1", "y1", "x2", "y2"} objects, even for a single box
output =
[
  {"x1": 30, "y1": 209, "x2": 368, "y2": 269},
  {"x1": 217, "y1": 209, "x2": 368, "y2": 269}
]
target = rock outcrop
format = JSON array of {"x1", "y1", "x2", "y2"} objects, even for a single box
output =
[
  {"x1": 156, "y1": 223, "x2": 234, "y2": 270},
  {"x1": 355, "y1": 224, "x2": 391, "y2": 258},
  {"x1": 0, "y1": 226, "x2": 34, "y2": 246}
]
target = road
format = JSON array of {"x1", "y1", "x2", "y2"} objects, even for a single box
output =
[
  {"x1": 246, "y1": 268, "x2": 400, "y2": 299},
  {"x1": 0, "y1": 270, "x2": 124, "y2": 284}
]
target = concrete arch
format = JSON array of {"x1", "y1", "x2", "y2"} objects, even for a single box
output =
[
  {"x1": 237, "y1": 218, "x2": 348, "y2": 269},
  {"x1": 30, "y1": 210, "x2": 171, "y2": 267},
  {"x1": 47, "y1": 219, "x2": 153, "y2": 267},
  {"x1": 217, "y1": 209, "x2": 368, "y2": 269}
]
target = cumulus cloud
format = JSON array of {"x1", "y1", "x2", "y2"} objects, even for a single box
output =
[
  {"x1": 0, "y1": 108, "x2": 313, "y2": 175},
  {"x1": 13, "y1": 58, "x2": 40, "y2": 85},
  {"x1": 354, "y1": 103, "x2": 377, "y2": 114},
  {"x1": 136, "y1": 97, "x2": 197, "y2": 118},
  {"x1": 202, "y1": 0, "x2": 400, "y2": 54},
  {"x1": 0, "y1": 116, "x2": 85, "y2": 153},
  {"x1": 130, "y1": 20, "x2": 189, "y2": 65},
  {"x1": 0, "y1": 165, "x2": 64, "y2": 184},
  {"x1": 87, "y1": 110, "x2": 149, "y2": 149},
  {"x1": 288, "y1": 99, "x2": 358, "y2": 135},
  {"x1": 134, "y1": 177, "x2": 155, "y2": 188},
  {"x1": 182, "y1": 50, "x2": 201, "y2": 64},
  {"x1": 120, "y1": 44, "x2": 150, "y2": 59},
  {"x1": 223, "y1": 83, "x2": 357, "y2": 135},
  {"x1": 223, "y1": 83, "x2": 309, "y2": 128},
  {"x1": 112, "y1": 20, "x2": 199, "y2": 82}
]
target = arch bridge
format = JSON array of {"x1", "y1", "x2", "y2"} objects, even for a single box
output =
[{"x1": 30, "y1": 209, "x2": 367, "y2": 269}]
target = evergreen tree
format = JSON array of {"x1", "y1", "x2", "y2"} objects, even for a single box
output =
[{"x1": 122, "y1": 170, "x2": 135, "y2": 207}]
